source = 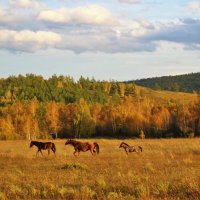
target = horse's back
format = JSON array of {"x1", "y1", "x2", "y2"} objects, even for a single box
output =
[{"x1": 76, "y1": 142, "x2": 90, "y2": 152}]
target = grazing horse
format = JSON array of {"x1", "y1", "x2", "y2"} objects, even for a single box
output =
[
  {"x1": 119, "y1": 142, "x2": 142, "y2": 154},
  {"x1": 65, "y1": 139, "x2": 99, "y2": 156},
  {"x1": 30, "y1": 141, "x2": 56, "y2": 156}
]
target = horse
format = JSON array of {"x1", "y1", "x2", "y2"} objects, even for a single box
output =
[
  {"x1": 65, "y1": 139, "x2": 99, "y2": 156},
  {"x1": 119, "y1": 142, "x2": 142, "y2": 154},
  {"x1": 30, "y1": 141, "x2": 56, "y2": 156}
]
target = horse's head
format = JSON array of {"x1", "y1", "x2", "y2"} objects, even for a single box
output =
[
  {"x1": 65, "y1": 139, "x2": 72, "y2": 145},
  {"x1": 119, "y1": 142, "x2": 123, "y2": 148},
  {"x1": 119, "y1": 142, "x2": 127, "y2": 148},
  {"x1": 30, "y1": 141, "x2": 34, "y2": 148}
]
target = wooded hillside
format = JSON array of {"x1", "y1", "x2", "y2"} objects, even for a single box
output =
[
  {"x1": 133, "y1": 72, "x2": 200, "y2": 92},
  {"x1": 0, "y1": 74, "x2": 199, "y2": 140}
]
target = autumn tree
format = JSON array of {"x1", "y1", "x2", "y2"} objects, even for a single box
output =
[
  {"x1": 23, "y1": 100, "x2": 39, "y2": 140},
  {"x1": 45, "y1": 101, "x2": 60, "y2": 135},
  {"x1": 0, "y1": 116, "x2": 15, "y2": 139}
]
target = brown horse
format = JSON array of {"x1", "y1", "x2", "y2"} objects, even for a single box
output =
[
  {"x1": 65, "y1": 139, "x2": 99, "y2": 156},
  {"x1": 30, "y1": 141, "x2": 56, "y2": 156},
  {"x1": 119, "y1": 142, "x2": 142, "y2": 154}
]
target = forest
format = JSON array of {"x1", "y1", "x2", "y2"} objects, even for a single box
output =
[
  {"x1": 0, "y1": 74, "x2": 200, "y2": 140},
  {"x1": 134, "y1": 72, "x2": 200, "y2": 92}
]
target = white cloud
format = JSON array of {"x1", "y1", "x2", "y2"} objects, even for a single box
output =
[
  {"x1": 115, "y1": 19, "x2": 154, "y2": 37},
  {"x1": 0, "y1": 29, "x2": 61, "y2": 52},
  {"x1": 187, "y1": 1, "x2": 200, "y2": 10},
  {"x1": 9, "y1": 0, "x2": 46, "y2": 10},
  {"x1": 118, "y1": 0, "x2": 139, "y2": 4},
  {"x1": 38, "y1": 4, "x2": 116, "y2": 25},
  {"x1": 55, "y1": 27, "x2": 156, "y2": 54},
  {"x1": 38, "y1": 8, "x2": 70, "y2": 23},
  {"x1": 0, "y1": 4, "x2": 46, "y2": 31},
  {"x1": 0, "y1": 8, "x2": 21, "y2": 24}
]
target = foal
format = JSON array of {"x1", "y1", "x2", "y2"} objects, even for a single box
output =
[{"x1": 119, "y1": 142, "x2": 142, "y2": 154}]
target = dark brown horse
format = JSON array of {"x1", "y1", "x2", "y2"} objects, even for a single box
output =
[
  {"x1": 65, "y1": 139, "x2": 99, "y2": 156},
  {"x1": 119, "y1": 142, "x2": 142, "y2": 154},
  {"x1": 30, "y1": 141, "x2": 56, "y2": 156}
]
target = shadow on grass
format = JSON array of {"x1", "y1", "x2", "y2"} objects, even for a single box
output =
[
  {"x1": 192, "y1": 150, "x2": 200, "y2": 155},
  {"x1": 61, "y1": 163, "x2": 88, "y2": 170}
]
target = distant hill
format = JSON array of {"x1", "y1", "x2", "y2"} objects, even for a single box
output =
[{"x1": 132, "y1": 72, "x2": 200, "y2": 93}]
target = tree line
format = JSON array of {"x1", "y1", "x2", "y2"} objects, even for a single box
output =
[
  {"x1": 133, "y1": 72, "x2": 200, "y2": 92},
  {"x1": 0, "y1": 74, "x2": 199, "y2": 139},
  {"x1": 0, "y1": 74, "x2": 136, "y2": 105}
]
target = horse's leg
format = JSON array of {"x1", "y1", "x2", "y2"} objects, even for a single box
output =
[
  {"x1": 90, "y1": 147, "x2": 95, "y2": 156},
  {"x1": 73, "y1": 149, "x2": 78, "y2": 156},
  {"x1": 51, "y1": 148, "x2": 56, "y2": 156},
  {"x1": 93, "y1": 146, "x2": 96, "y2": 155},
  {"x1": 135, "y1": 147, "x2": 139, "y2": 153},
  {"x1": 125, "y1": 148, "x2": 128, "y2": 155},
  {"x1": 36, "y1": 148, "x2": 41, "y2": 156},
  {"x1": 39, "y1": 149, "x2": 43, "y2": 156},
  {"x1": 90, "y1": 149, "x2": 93, "y2": 155},
  {"x1": 36, "y1": 150, "x2": 43, "y2": 156}
]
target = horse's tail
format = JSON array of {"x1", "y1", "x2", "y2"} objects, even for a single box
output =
[
  {"x1": 138, "y1": 146, "x2": 142, "y2": 152},
  {"x1": 94, "y1": 142, "x2": 99, "y2": 154},
  {"x1": 52, "y1": 143, "x2": 56, "y2": 154}
]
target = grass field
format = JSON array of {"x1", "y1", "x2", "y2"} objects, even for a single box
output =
[{"x1": 0, "y1": 139, "x2": 200, "y2": 200}]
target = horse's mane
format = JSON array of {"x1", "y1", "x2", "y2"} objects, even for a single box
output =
[
  {"x1": 31, "y1": 141, "x2": 49, "y2": 144},
  {"x1": 120, "y1": 142, "x2": 130, "y2": 147},
  {"x1": 70, "y1": 139, "x2": 80, "y2": 143},
  {"x1": 65, "y1": 139, "x2": 80, "y2": 146},
  {"x1": 31, "y1": 141, "x2": 41, "y2": 144}
]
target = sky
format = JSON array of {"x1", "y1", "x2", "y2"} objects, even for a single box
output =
[{"x1": 0, "y1": 0, "x2": 200, "y2": 81}]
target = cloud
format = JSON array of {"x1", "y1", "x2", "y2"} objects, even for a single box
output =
[
  {"x1": 0, "y1": 1, "x2": 200, "y2": 54},
  {"x1": 186, "y1": 1, "x2": 200, "y2": 10},
  {"x1": 116, "y1": 19, "x2": 154, "y2": 37},
  {"x1": 9, "y1": 0, "x2": 46, "y2": 10},
  {"x1": 0, "y1": 8, "x2": 23, "y2": 24},
  {"x1": 145, "y1": 19, "x2": 200, "y2": 47},
  {"x1": 38, "y1": 4, "x2": 116, "y2": 25},
  {"x1": 55, "y1": 26, "x2": 156, "y2": 53},
  {"x1": 2, "y1": 17, "x2": 199, "y2": 54},
  {"x1": 118, "y1": 0, "x2": 139, "y2": 4},
  {"x1": 0, "y1": 29, "x2": 61, "y2": 52},
  {"x1": 0, "y1": 6, "x2": 45, "y2": 31}
]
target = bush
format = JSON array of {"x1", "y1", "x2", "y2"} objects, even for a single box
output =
[{"x1": 187, "y1": 132, "x2": 195, "y2": 138}]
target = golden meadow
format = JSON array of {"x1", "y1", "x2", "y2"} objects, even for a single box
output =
[{"x1": 0, "y1": 139, "x2": 200, "y2": 199}]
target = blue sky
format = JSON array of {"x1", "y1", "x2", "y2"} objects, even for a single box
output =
[{"x1": 0, "y1": 0, "x2": 199, "y2": 81}]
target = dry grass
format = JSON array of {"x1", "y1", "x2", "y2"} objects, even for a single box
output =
[
  {"x1": 0, "y1": 139, "x2": 200, "y2": 199},
  {"x1": 137, "y1": 86, "x2": 196, "y2": 105}
]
